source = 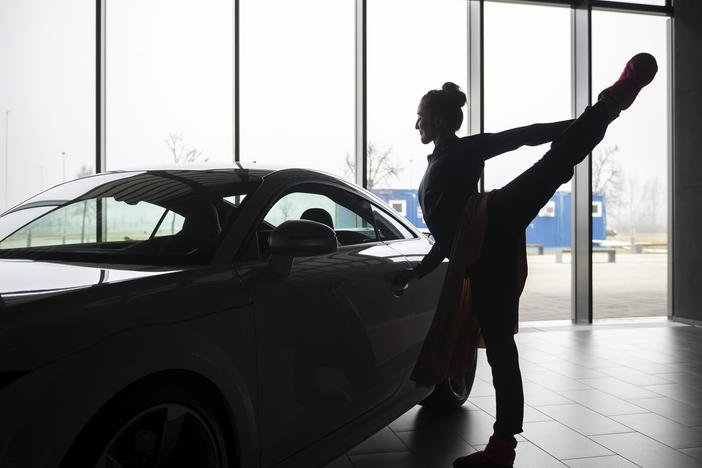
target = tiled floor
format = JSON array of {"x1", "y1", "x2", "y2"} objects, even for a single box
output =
[{"x1": 326, "y1": 319, "x2": 702, "y2": 468}]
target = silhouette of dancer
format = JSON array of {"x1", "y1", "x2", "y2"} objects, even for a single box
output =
[{"x1": 394, "y1": 53, "x2": 658, "y2": 468}]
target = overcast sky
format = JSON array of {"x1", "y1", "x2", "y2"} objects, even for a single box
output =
[{"x1": 1, "y1": 0, "x2": 669, "y2": 230}]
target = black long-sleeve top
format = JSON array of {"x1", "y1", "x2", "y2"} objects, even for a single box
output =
[{"x1": 414, "y1": 120, "x2": 574, "y2": 278}]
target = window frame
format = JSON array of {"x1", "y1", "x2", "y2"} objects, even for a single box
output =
[
  {"x1": 370, "y1": 203, "x2": 418, "y2": 243},
  {"x1": 237, "y1": 181, "x2": 389, "y2": 261}
]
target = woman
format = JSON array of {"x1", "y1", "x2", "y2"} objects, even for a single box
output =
[{"x1": 395, "y1": 53, "x2": 657, "y2": 468}]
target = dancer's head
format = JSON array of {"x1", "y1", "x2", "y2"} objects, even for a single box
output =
[{"x1": 416, "y1": 82, "x2": 467, "y2": 145}]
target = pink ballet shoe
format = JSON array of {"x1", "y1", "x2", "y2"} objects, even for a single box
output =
[{"x1": 598, "y1": 52, "x2": 658, "y2": 110}]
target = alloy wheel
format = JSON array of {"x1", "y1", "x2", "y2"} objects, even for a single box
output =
[{"x1": 95, "y1": 403, "x2": 221, "y2": 468}]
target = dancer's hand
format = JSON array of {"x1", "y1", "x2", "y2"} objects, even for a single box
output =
[{"x1": 392, "y1": 268, "x2": 418, "y2": 293}]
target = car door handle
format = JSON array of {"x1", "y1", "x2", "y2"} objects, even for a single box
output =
[{"x1": 391, "y1": 281, "x2": 408, "y2": 298}]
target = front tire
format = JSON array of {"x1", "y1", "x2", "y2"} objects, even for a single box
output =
[
  {"x1": 61, "y1": 382, "x2": 233, "y2": 468},
  {"x1": 419, "y1": 348, "x2": 477, "y2": 410}
]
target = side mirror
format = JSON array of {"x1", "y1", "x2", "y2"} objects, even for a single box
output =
[{"x1": 268, "y1": 220, "x2": 338, "y2": 276}]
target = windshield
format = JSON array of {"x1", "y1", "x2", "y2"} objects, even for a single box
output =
[{"x1": 0, "y1": 170, "x2": 261, "y2": 264}]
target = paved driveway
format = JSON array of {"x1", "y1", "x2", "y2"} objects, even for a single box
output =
[{"x1": 519, "y1": 253, "x2": 667, "y2": 321}]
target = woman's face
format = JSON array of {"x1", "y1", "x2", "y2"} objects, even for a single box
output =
[{"x1": 415, "y1": 101, "x2": 437, "y2": 145}]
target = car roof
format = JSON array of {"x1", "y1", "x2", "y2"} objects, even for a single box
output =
[
  {"x1": 100, "y1": 163, "x2": 274, "y2": 177},
  {"x1": 93, "y1": 165, "x2": 363, "y2": 193},
  {"x1": 105, "y1": 162, "x2": 344, "y2": 178}
]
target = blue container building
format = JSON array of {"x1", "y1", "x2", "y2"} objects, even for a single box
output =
[
  {"x1": 371, "y1": 189, "x2": 428, "y2": 230},
  {"x1": 372, "y1": 189, "x2": 606, "y2": 249}
]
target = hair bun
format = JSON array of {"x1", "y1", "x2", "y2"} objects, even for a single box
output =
[{"x1": 441, "y1": 82, "x2": 467, "y2": 107}]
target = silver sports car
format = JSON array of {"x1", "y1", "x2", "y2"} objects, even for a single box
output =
[{"x1": 0, "y1": 167, "x2": 476, "y2": 468}]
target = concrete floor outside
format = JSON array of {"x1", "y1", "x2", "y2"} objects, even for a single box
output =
[{"x1": 519, "y1": 252, "x2": 667, "y2": 321}]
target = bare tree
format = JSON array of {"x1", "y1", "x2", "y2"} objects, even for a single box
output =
[
  {"x1": 344, "y1": 142, "x2": 404, "y2": 189},
  {"x1": 592, "y1": 144, "x2": 622, "y2": 206},
  {"x1": 75, "y1": 165, "x2": 93, "y2": 178},
  {"x1": 632, "y1": 175, "x2": 662, "y2": 232},
  {"x1": 165, "y1": 133, "x2": 209, "y2": 164},
  {"x1": 276, "y1": 197, "x2": 296, "y2": 222},
  {"x1": 619, "y1": 174, "x2": 664, "y2": 246}
]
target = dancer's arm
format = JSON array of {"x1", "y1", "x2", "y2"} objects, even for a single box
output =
[
  {"x1": 478, "y1": 119, "x2": 573, "y2": 161},
  {"x1": 392, "y1": 241, "x2": 445, "y2": 291},
  {"x1": 414, "y1": 242, "x2": 446, "y2": 278}
]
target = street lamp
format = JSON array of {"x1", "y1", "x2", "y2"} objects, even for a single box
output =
[
  {"x1": 4, "y1": 110, "x2": 9, "y2": 210},
  {"x1": 410, "y1": 159, "x2": 414, "y2": 185},
  {"x1": 61, "y1": 151, "x2": 67, "y2": 182}
]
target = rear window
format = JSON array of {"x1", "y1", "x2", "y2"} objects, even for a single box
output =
[{"x1": 0, "y1": 171, "x2": 261, "y2": 264}]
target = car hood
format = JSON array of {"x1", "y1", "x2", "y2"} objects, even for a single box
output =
[
  {"x1": 0, "y1": 259, "x2": 250, "y2": 370},
  {"x1": 0, "y1": 259, "x2": 182, "y2": 302}
]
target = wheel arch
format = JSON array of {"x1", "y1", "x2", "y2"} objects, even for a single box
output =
[
  {"x1": 5, "y1": 323, "x2": 260, "y2": 468},
  {"x1": 60, "y1": 368, "x2": 242, "y2": 468}
]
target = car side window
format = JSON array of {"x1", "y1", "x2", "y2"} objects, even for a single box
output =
[
  {"x1": 0, "y1": 198, "x2": 183, "y2": 248},
  {"x1": 371, "y1": 205, "x2": 416, "y2": 241},
  {"x1": 152, "y1": 211, "x2": 185, "y2": 238},
  {"x1": 249, "y1": 187, "x2": 378, "y2": 258}
]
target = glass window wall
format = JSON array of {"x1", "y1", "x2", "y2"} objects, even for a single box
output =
[
  {"x1": 1, "y1": 0, "x2": 674, "y2": 323},
  {"x1": 106, "y1": 0, "x2": 234, "y2": 170},
  {"x1": 598, "y1": 1, "x2": 667, "y2": 6},
  {"x1": 367, "y1": 0, "x2": 467, "y2": 231},
  {"x1": 239, "y1": 0, "x2": 355, "y2": 181},
  {"x1": 0, "y1": 0, "x2": 95, "y2": 209},
  {"x1": 591, "y1": 11, "x2": 669, "y2": 319},
  {"x1": 483, "y1": 1, "x2": 572, "y2": 322}
]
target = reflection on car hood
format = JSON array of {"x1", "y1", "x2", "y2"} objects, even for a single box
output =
[
  {"x1": 0, "y1": 259, "x2": 249, "y2": 370},
  {"x1": 0, "y1": 259, "x2": 182, "y2": 298}
]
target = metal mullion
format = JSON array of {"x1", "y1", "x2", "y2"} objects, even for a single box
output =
[
  {"x1": 96, "y1": 0, "x2": 106, "y2": 173},
  {"x1": 485, "y1": 0, "x2": 571, "y2": 7},
  {"x1": 666, "y1": 16, "x2": 674, "y2": 318},
  {"x1": 355, "y1": 0, "x2": 367, "y2": 189},
  {"x1": 571, "y1": 1, "x2": 593, "y2": 324},
  {"x1": 488, "y1": 0, "x2": 673, "y2": 16},
  {"x1": 469, "y1": 0, "x2": 485, "y2": 192},
  {"x1": 96, "y1": 0, "x2": 106, "y2": 245},
  {"x1": 590, "y1": 1, "x2": 673, "y2": 16},
  {"x1": 234, "y1": 0, "x2": 239, "y2": 164}
]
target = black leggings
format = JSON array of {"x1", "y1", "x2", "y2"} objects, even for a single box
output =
[{"x1": 471, "y1": 102, "x2": 611, "y2": 439}]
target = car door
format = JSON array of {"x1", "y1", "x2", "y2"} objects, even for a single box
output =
[
  {"x1": 233, "y1": 183, "x2": 412, "y2": 466},
  {"x1": 370, "y1": 203, "x2": 448, "y2": 395}
]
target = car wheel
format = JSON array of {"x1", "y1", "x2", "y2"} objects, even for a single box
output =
[
  {"x1": 419, "y1": 347, "x2": 477, "y2": 410},
  {"x1": 61, "y1": 382, "x2": 233, "y2": 468}
]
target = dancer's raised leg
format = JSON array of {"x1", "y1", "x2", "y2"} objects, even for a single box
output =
[
  {"x1": 488, "y1": 52, "x2": 658, "y2": 235},
  {"x1": 453, "y1": 52, "x2": 657, "y2": 468}
]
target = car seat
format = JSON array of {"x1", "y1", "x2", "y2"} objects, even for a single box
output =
[
  {"x1": 300, "y1": 208, "x2": 341, "y2": 247},
  {"x1": 165, "y1": 204, "x2": 222, "y2": 254},
  {"x1": 299, "y1": 208, "x2": 334, "y2": 230}
]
